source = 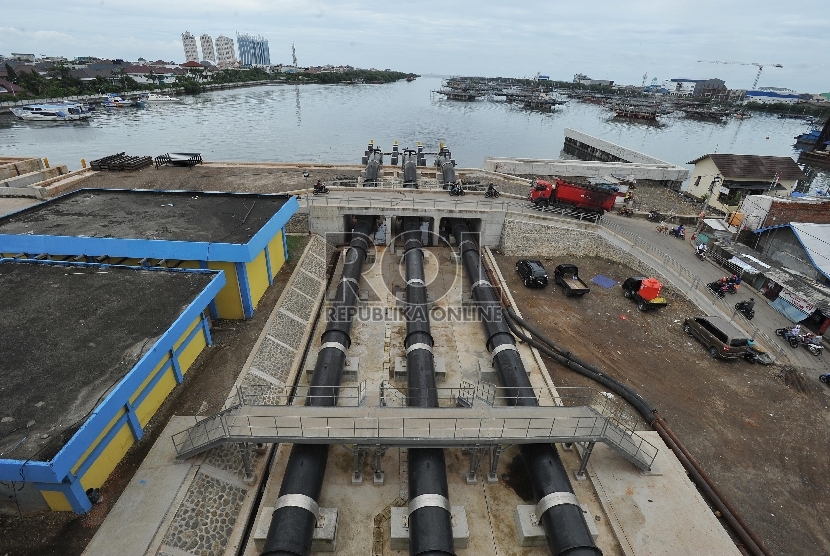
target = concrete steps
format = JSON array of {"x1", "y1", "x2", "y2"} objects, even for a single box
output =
[{"x1": 0, "y1": 158, "x2": 92, "y2": 199}]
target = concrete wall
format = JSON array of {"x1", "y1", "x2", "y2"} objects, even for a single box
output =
[
  {"x1": 564, "y1": 128, "x2": 667, "y2": 165},
  {"x1": 761, "y1": 197, "x2": 830, "y2": 229},
  {"x1": 0, "y1": 158, "x2": 45, "y2": 181},
  {"x1": 483, "y1": 158, "x2": 688, "y2": 183}
]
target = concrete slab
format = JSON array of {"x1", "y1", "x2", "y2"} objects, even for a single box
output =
[
  {"x1": 588, "y1": 431, "x2": 741, "y2": 556},
  {"x1": 82, "y1": 417, "x2": 197, "y2": 556},
  {"x1": 0, "y1": 196, "x2": 40, "y2": 217}
]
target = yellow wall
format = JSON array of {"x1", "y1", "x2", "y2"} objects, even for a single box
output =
[
  {"x1": 40, "y1": 490, "x2": 73, "y2": 512},
  {"x1": 268, "y1": 230, "x2": 286, "y2": 276},
  {"x1": 132, "y1": 356, "x2": 177, "y2": 428},
  {"x1": 78, "y1": 420, "x2": 135, "y2": 491},
  {"x1": 207, "y1": 261, "x2": 243, "y2": 319},
  {"x1": 175, "y1": 317, "x2": 207, "y2": 375},
  {"x1": 246, "y1": 249, "x2": 270, "y2": 308}
]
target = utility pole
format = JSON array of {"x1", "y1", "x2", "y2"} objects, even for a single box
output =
[{"x1": 696, "y1": 175, "x2": 722, "y2": 231}]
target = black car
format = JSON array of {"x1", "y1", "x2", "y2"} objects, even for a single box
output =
[{"x1": 516, "y1": 259, "x2": 548, "y2": 288}]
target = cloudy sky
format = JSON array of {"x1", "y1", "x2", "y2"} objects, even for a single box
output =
[{"x1": 2, "y1": 0, "x2": 828, "y2": 92}]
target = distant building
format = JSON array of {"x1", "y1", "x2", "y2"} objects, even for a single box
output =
[
  {"x1": 663, "y1": 78, "x2": 727, "y2": 98},
  {"x1": 10, "y1": 53, "x2": 36, "y2": 62},
  {"x1": 237, "y1": 33, "x2": 270, "y2": 66},
  {"x1": 745, "y1": 90, "x2": 800, "y2": 104},
  {"x1": 182, "y1": 32, "x2": 200, "y2": 62},
  {"x1": 686, "y1": 154, "x2": 807, "y2": 213},
  {"x1": 574, "y1": 74, "x2": 613, "y2": 87},
  {"x1": 200, "y1": 34, "x2": 216, "y2": 64},
  {"x1": 215, "y1": 35, "x2": 236, "y2": 67}
]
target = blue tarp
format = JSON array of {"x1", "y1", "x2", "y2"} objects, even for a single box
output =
[
  {"x1": 591, "y1": 275, "x2": 617, "y2": 288},
  {"x1": 770, "y1": 297, "x2": 809, "y2": 323}
]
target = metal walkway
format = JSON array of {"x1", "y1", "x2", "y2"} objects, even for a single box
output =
[{"x1": 172, "y1": 384, "x2": 658, "y2": 475}]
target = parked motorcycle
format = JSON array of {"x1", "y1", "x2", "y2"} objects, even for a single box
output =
[
  {"x1": 774, "y1": 328, "x2": 823, "y2": 355},
  {"x1": 735, "y1": 299, "x2": 755, "y2": 320},
  {"x1": 484, "y1": 184, "x2": 500, "y2": 198},
  {"x1": 313, "y1": 181, "x2": 329, "y2": 195},
  {"x1": 647, "y1": 210, "x2": 662, "y2": 222},
  {"x1": 820, "y1": 373, "x2": 830, "y2": 385}
]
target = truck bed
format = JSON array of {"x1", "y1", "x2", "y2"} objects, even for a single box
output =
[{"x1": 557, "y1": 276, "x2": 590, "y2": 296}]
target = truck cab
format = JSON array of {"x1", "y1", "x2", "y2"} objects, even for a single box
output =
[{"x1": 528, "y1": 179, "x2": 553, "y2": 206}]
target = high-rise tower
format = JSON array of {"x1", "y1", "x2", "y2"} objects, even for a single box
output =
[
  {"x1": 181, "y1": 32, "x2": 200, "y2": 62},
  {"x1": 200, "y1": 34, "x2": 216, "y2": 63},
  {"x1": 215, "y1": 35, "x2": 236, "y2": 67}
]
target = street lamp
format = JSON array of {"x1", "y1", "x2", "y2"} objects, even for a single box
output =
[{"x1": 696, "y1": 175, "x2": 722, "y2": 232}]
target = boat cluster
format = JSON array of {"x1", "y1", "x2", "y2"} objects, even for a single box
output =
[{"x1": 9, "y1": 92, "x2": 183, "y2": 122}]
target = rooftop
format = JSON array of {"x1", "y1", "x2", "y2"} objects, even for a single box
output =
[
  {"x1": 0, "y1": 189, "x2": 290, "y2": 244},
  {"x1": 687, "y1": 154, "x2": 807, "y2": 181},
  {"x1": 0, "y1": 261, "x2": 214, "y2": 460}
]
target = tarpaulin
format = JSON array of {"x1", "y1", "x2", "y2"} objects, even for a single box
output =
[{"x1": 770, "y1": 297, "x2": 809, "y2": 323}]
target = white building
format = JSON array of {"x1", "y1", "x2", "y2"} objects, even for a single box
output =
[
  {"x1": 200, "y1": 34, "x2": 216, "y2": 64},
  {"x1": 215, "y1": 35, "x2": 236, "y2": 67},
  {"x1": 745, "y1": 90, "x2": 800, "y2": 104},
  {"x1": 182, "y1": 32, "x2": 200, "y2": 62},
  {"x1": 662, "y1": 79, "x2": 696, "y2": 96}
]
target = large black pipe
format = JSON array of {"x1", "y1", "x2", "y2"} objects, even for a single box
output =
[
  {"x1": 435, "y1": 145, "x2": 457, "y2": 189},
  {"x1": 364, "y1": 146, "x2": 383, "y2": 187},
  {"x1": 402, "y1": 148, "x2": 419, "y2": 188},
  {"x1": 403, "y1": 217, "x2": 455, "y2": 556},
  {"x1": 449, "y1": 220, "x2": 600, "y2": 556},
  {"x1": 261, "y1": 217, "x2": 373, "y2": 556}
]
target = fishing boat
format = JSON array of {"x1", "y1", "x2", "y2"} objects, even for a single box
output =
[
  {"x1": 795, "y1": 129, "x2": 822, "y2": 145},
  {"x1": 139, "y1": 92, "x2": 183, "y2": 102},
  {"x1": 10, "y1": 103, "x2": 92, "y2": 121}
]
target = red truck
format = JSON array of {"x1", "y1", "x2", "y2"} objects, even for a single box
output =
[{"x1": 528, "y1": 178, "x2": 619, "y2": 213}]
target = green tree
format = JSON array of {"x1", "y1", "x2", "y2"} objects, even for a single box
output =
[{"x1": 4, "y1": 63, "x2": 17, "y2": 83}]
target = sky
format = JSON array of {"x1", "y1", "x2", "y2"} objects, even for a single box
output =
[{"x1": 2, "y1": 0, "x2": 829, "y2": 92}]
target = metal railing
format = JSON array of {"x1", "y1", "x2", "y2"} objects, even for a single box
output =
[{"x1": 599, "y1": 217, "x2": 786, "y2": 362}]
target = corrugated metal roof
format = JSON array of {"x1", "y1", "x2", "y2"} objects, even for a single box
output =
[
  {"x1": 762, "y1": 266, "x2": 830, "y2": 314},
  {"x1": 789, "y1": 223, "x2": 830, "y2": 281},
  {"x1": 686, "y1": 154, "x2": 807, "y2": 181}
]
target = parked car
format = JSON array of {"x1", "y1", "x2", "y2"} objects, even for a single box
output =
[
  {"x1": 516, "y1": 259, "x2": 549, "y2": 288},
  {"x1": 682, "y1": 316, "x2": 751, "y2": 359}
]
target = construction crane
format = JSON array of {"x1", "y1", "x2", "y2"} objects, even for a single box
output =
[{"x1": 697, "y1": 60, "x2": 783, "y2": 89}]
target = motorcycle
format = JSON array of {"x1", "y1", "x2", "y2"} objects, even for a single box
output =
[
  {"x1": 707, "y1": 281, "x2": 729, "y2": 298},
  {"x1": 449, "y1": 184, "x2": 465, "y2": 196},
  {"x1": 647, "y1": 210, "x2": 662, "y2": 222},
  {"x1": 484, "y1": 184, "x2": 500, "y2": 198},
  {"x1": 670, "y1": 226, "x2": 686, "y2": 239},
  {"x1": 735, "y1": 300, "x2": 755, "y2": 320},
  {"x1": 774, "y1": 328, "x2": 822, "y2": 354},
  {"x1": 695, "y1": 246, "x2": 707, "y2": 261},
  {"x1": 656, "y1": 222, "x2": 670, "y2": 234},
  {"x1": 313, "y1": 185, "x2": 329, "y2": 195},
  {"x1": 820, "y1": 373, "x2": 830, "y2": 385},
  {"x1": 618, "y1": 206, "x2": 634, "y2": 217}
]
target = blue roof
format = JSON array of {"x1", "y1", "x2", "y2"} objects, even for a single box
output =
[{"x1": 747, "y1": 90, "x2": 800, "y2": 99}]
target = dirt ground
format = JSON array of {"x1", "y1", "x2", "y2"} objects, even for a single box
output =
[
  {"x1": 0, "y1": 235, "x2": 309, "y2": 556},
  {"x1": 496, "y1": 254, "x2": 830, "y2": 556}
]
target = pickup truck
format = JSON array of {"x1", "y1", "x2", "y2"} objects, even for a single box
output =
[
  {"x1": 553, "y1": 264, "x2": 590, "y2": 297},
  {"x1": 622, "y1": 277, "x2": 667, "y2": 311}
]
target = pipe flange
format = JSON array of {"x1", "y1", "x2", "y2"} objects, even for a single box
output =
[
  {"x1": 535, "y1": 492, "x2": 579, "y2": 518},
  {"x1": 471, "y1": 279, "x2": 491, "y2": 291},
  {"x1": 274, "y1": 493, "x2": 320, "y2": 518},
  {"x1": 459, "y1": 239, "x2": 476, "y2": 252},
  {"x1": 406, "y1": 278, "x2": 425, "y2": 286},
  {"x1": 406, "y1": 342, "x2": 433, "y2": 355},
  {"x1": 490, "y1": 343, "x2": 518, "y2": 363},
  {"x1": 320, "y1": 341, "x2": 348, "y2": 355},
  {"x1": 408, "y1": 493, "x2": 451, "y2": 515}
]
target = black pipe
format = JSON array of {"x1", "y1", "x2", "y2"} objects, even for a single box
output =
[
  {"x1": 503, "y1": 308, "x2": 771, "y2": 556},
  {"x1": 403, "y1": 217, "x2": 455, "y2": 556},
  {"x1": 435, "y1": 145, "x2": 456, "y2": 189},
  {"x1": 364, "y1": 146, "x2": 383, "y2": 187},
  {"x1": 402, "y1": 148, "x2": 419, "y2": 188},
  {"x1": 261, "y1": 217, "x2": 373, "y2": 556},
  {"x1": 449, "y1": 220, "x2": 600, "y2": 556}
]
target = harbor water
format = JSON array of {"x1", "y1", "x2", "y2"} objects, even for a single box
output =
[{"x1": 0, "y1": 77, "x2": 826, "y2": 190}]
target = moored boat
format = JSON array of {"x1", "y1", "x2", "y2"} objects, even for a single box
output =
[
  {"x1": 140, "y1": 92, "x2": 183, "y2": 102},
  {"x1": 10, "y1": 103, "x2": 92, "y2": 121}
]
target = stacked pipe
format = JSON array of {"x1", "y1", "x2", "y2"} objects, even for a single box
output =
[
  {"x1": 402, "y1": 148, "x2": 419, "y2": 188},
  {"x1": 261, "y1": 217, "x2": 373, "y2": 556},
  {"x1": 403, "y1": 217, "x2": 455, "y2": 556},
  {"x1": 502, "y1": 308, "x2": 771, "y2": 556},
  {"x1": 449, "y1": 220, "x2": 600, "y2": 556},
  {"x1": 435, "y1": 144, "x2": 457, "y2": 189}
]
